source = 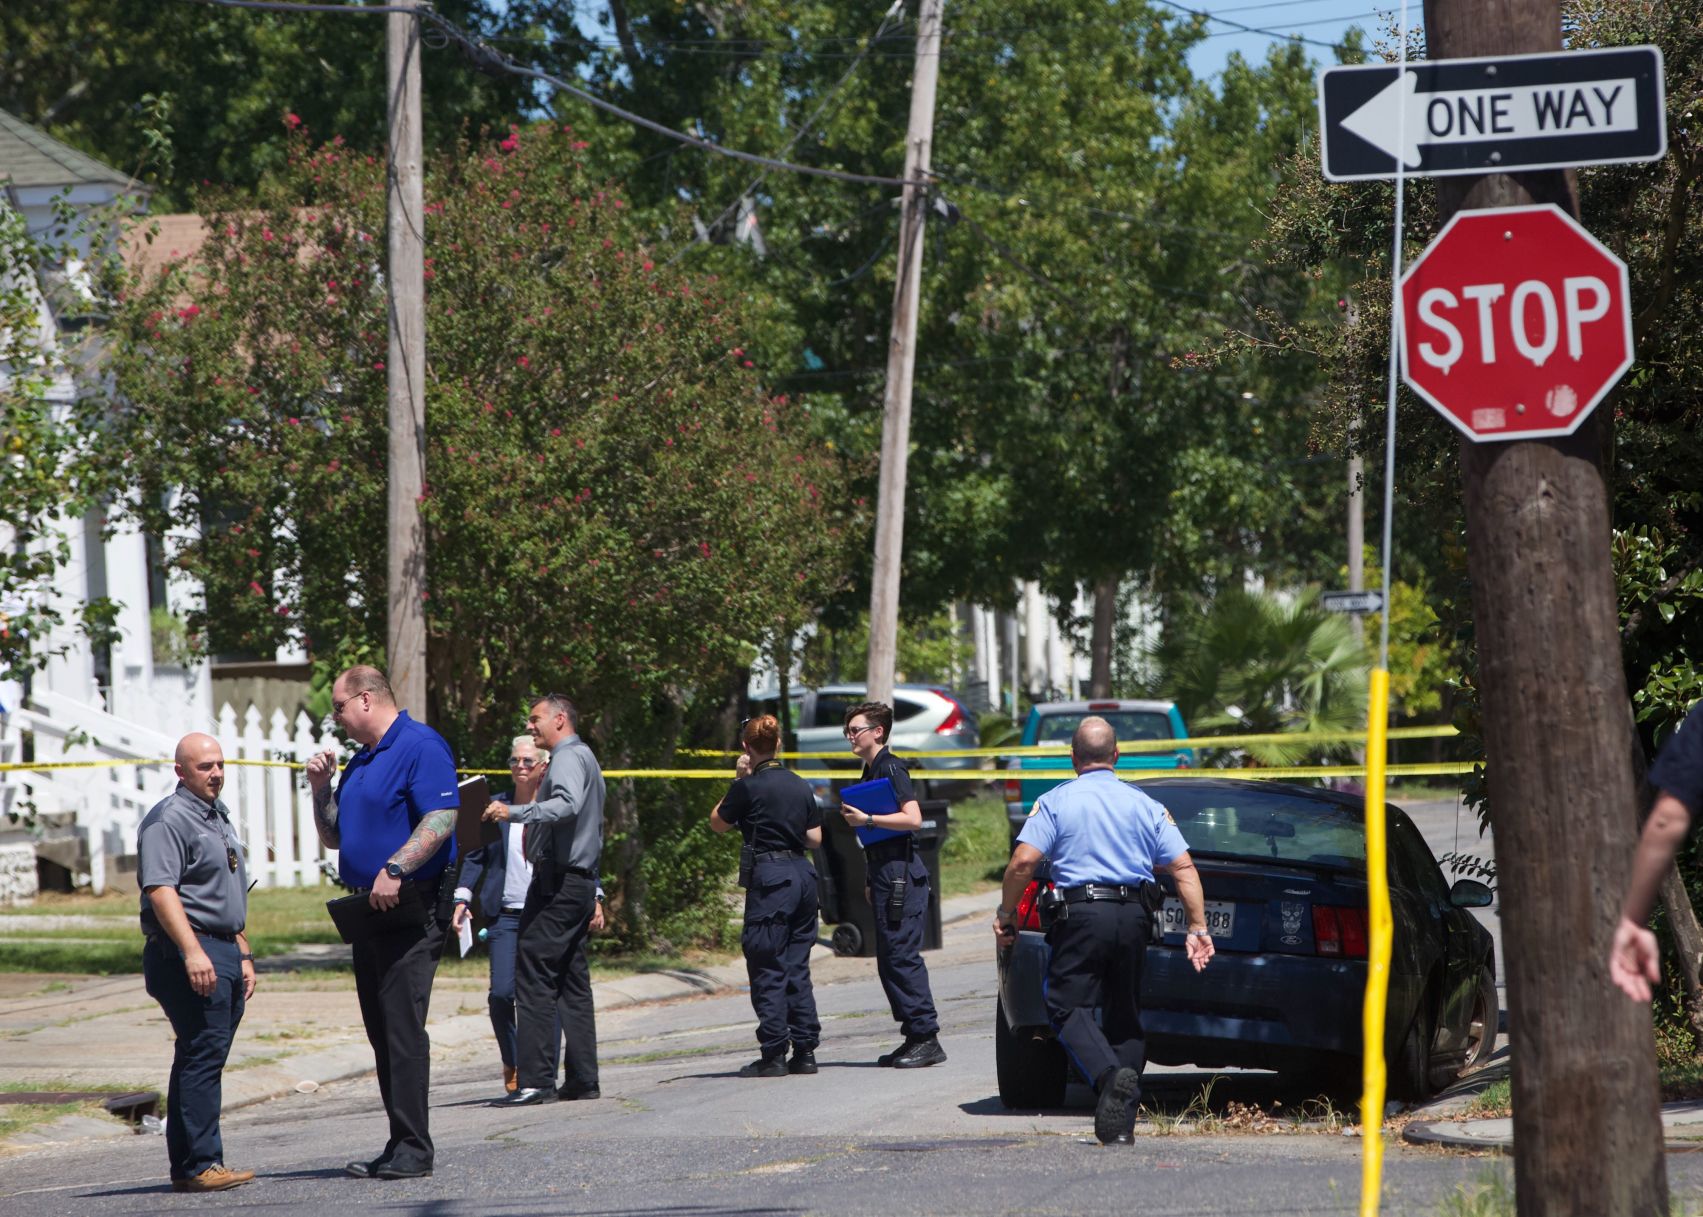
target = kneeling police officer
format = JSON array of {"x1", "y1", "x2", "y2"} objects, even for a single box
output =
[
  {"x1": 994, "y1": 715, "x2": 1214, "y2": 1144},
  {"x1": 710, "y1": 714, "x2": 824, "y2": 1077}
]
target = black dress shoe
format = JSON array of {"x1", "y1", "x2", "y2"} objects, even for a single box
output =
[
  {"x1": 738, "y1": 1055, "x2": 788, "y2": 1078},
  {"x1": 877, "y1": 1036, "x2": 918, "y2": 1066},
  {"x1": 489, "y1": 1086, "x2": 556, "y2": 1106},
  {"x1": 345, "y1": 1158, "x2": 389, "y2": 1179},
  {"x1": 892, "y1": 1036, "x2": 947, "y2": 1069},
  {"x1": 557, "y1": 1084, "x2": 601, "y2": 1101},
  {"x1": 1094, "y1": 1066, "x2": 1141, "y2": 1145},
  {"x1": 374, "y1": 1162, "x2": 432, "y2": 1180},
  {"x1": 788, "y1": 1049, "x2": 818, "y2": 1075}
]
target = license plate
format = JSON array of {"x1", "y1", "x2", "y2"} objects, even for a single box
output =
[{"x1": 1160, "y1": 898, "x2": 1234, "y2": 939}]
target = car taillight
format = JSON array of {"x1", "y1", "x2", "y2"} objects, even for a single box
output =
[
  {"x1": 1087, "y1": 701, "x2": 1120, "y2": 711},
  {"x1": 1004, "y1": 778, "x2": 1021, "y2": 801},
  {"x1": 1313, "y1": 906, "x2": 1369, "y2": 959},
  {"x1": 1015, "y1": 880, "x2": 1049, "y2": 932},
  {"x1": 934, "y1": 698, "x2": 966, "y2": 735}
]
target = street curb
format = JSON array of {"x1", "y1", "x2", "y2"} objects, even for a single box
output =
[{"x1": 1401, "y1": 1119, "x2": 1511, "y2": 1152}]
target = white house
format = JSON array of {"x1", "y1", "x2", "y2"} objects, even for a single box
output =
[{"x1": 1, "y1": 108, "x2": 329, "y2": 904}]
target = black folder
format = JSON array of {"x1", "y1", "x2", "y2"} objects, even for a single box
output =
[{"x1": 325, "y1": 881, "x2": 432, "y2": 944}]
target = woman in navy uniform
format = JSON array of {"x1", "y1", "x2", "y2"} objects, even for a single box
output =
[
  {"x1": 841, "y1": 701, "x2": 946, "y2": 1068},
  {"x1": 711, "y1": 715, "x2": 824, "y2": 1076}
]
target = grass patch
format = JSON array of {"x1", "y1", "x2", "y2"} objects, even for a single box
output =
[
  {"x1": 0, "y1": 1101, "x2": 87, "y2": 1141},
  {"x1": 937, "y1": 795, "x2": 1010, "y2": 898},
  {"x1": 1462, "y1": 1078, "x2": 1512, "y2": 1118}
]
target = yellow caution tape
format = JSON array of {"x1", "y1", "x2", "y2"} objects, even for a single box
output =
[
  {"x1": 678, "y1": 723, "x2": 1460, "y2": 761},
  {"x1": 1361, "y1": 670, "x2": 1394, "y2": 1215}
]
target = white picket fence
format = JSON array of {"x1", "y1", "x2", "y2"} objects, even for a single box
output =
[{"x1": 0, "y1": 690, "x2": 338, "y2": 894}]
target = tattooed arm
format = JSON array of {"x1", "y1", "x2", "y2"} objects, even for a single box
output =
[
  {"x1": 305, "y1": 749, "x2": 340, "y2": 848},
  {"x1": 388, "y1": 808, "x2": 456, "y2": 874}
]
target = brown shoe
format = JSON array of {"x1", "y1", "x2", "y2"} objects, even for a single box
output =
[
  {"x1": 172, "y1": 1164, "x2": 254, "y2": 1192},
  {"x1": 503, "y1": 1065, "x2": 518, "y2": 1093}
]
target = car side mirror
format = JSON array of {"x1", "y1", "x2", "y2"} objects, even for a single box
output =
[{"x1": 1449, "y1": 879, "x2": 1494, "y2": 908}]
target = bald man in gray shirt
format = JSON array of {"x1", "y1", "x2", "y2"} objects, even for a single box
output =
[{"x1": 137, "y1": 733, "x2": 256, "y2": 1193}]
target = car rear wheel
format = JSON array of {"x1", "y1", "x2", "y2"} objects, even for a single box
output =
[
  {"x1": 995, "y1": 998, "x2": 1067, "y2": 1109},
  {"x1": 1460, "y1": 964, "x2": 1498, "y2": 1075}
]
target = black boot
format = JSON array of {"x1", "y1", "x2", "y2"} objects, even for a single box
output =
[
  {"x1": 892, "y1": 1035, "x2": 947, "y2": 1069},
  {"x1": 788, "y1": 1048, "x2": 819, "y2": 1075},
  {"x1": 1094, "y1": 1067, "x2": 1140, "y2": 1145}
]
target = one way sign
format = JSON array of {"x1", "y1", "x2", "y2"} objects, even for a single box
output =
[{"x1": 1319, "y1": 46, "x2": 1665, "y2": 181}]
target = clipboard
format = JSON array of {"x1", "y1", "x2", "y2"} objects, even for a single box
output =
[
  {"x1": 839, "y1": 777, "x2": 908, "y2": 846},
  {"x1": 456, "y1": 776, "x2": 498, "y2": 854}
]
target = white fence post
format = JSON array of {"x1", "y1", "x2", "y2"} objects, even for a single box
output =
[
  {"x1": 239, "y1": 704, "x2": 269, "y2": 887},
  {"x1": 266, "y1": 708, "x2": 294, "y2": 889},
  {"x1": 293, "y1": 711, "x2": 325, "y2": 885}
]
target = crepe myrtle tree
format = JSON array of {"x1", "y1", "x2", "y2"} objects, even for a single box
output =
[{"x1": 99, "y1": 121, "x2": 859, "y2": 938}]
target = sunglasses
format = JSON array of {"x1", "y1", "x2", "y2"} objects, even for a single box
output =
[
  {"x1": 331, "y1": 690, "x2": 368, "y2": 717},
  {"x1": 844, "y1": 723, "x2": 880, "y2": 739},
  {"x1": 508, "y1": 757, "x2": 539, "y2": 768}
]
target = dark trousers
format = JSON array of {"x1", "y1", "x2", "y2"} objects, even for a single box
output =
[
  {"x1": 486, "y1": 910, "x2": 522, "y2": 1068},
  {"x1": 742, "y1": 858, "x2": 821, "y2": 1058},
  {"x1": 143, "y1": 935, "x2": 245, "y2": 1180},
  {"x1": 1044, "y1": 899, "x2": 1150, "y2": 1088},
  {"x1": 351, "y1": 914, "x2": 446, "y2": 1171},
  {"x1": 868, "y1": 855, "x2": 939, "y2": 1038},
  {"x1": 514, "y1": 870, "x2": 598, "y2": 1092}
]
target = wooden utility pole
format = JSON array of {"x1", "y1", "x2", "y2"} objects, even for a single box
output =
[
  {"x1": 386, "y1": 0, "x2": 429, "y2": 717},
  {"x1": 865, "y1": 0, "x2": 944, "y2": 706},
  {"x1": 1424, "y1": 1, "x2": 1666, "y2": 1211}
]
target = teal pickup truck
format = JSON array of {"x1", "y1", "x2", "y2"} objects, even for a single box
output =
[{"x1": 1003, "y1": 699, "x2": 1193, "y2": 845}]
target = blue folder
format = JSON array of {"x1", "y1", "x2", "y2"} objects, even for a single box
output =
[{"x1": 839, "y1": 777, "x2": 909, "y2": 847}]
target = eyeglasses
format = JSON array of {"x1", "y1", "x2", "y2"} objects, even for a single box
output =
[
  {"x1": 844, "y1": 723, "x2": 880, "y2": 740},
  {"x1": 508, "y1": 757, "x2": 539, "y2": 768},
  {"x1": 331, "y1": 690, "x2": 368, "y2": 717}
]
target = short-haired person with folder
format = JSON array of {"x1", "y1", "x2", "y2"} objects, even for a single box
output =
[
  {"x1": 993, "y1": 716, "x2": 1215, "y2": 1145},
  {"x1": 305, "y1": 665, "x2": 460, "y2": 1180},
  {"x1": 839, "y1": 701, "x2": 946, "y2": 1069},
  {"x1": 709, "y1": 715, "x2": 824, "y2": 1077},
  {"x1": 484, "y1": 693, "x2": 606, "y2": 1107}
]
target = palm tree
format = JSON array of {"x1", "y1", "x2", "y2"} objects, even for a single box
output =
[{"x1": 1157, "y1": 587, "x2": 1369, "y2": 766}]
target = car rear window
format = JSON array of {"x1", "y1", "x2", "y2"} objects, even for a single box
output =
[
  {"x1": 1143, "y1": 784, "x2": 1366, "y2": 869},
  {"x1": 1036, "y1": 711, "x2": 1175, "y2": 744},
  {"x1": 812, "y1": 693, "x2": 926, "y2": 728}
]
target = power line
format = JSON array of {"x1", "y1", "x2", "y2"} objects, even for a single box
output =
[
  {"x1": 1150, "y1": 0, "x2": 1364, "y2": 52},
  {"x1": 170, "y1": 0, "x2": 911, "y2": 186}
]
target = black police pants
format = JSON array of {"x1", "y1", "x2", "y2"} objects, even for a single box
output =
[
  {"x1": 742, "y1": 857, "x2": 822, "y2": 1058},
  {"x1": 868, "y1": 855, "x2": 939, "y2": 1038},
  {"x1": 514, "y1": 869, "x2": 598, "y2": 1093},
  {"x1": 143, "y1": 934, "x2": 245, "y2": 1180},
  {"x1": 351, "y1": 913, "x2": 447, "y2": 1172},
  {"x1": 1044, "y1": 899, "x2": 1150, "y2": 1088}
]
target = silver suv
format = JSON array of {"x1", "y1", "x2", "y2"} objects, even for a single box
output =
[{"x1": 758, "y1": 683, "x2": 985, "y2": 796}]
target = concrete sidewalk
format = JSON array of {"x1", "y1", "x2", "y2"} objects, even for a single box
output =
[{"x1": 0, "y1": 888, "x2": 1003, "y2": 1153}]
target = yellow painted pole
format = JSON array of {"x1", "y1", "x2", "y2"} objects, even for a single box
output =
[{"x1": 1360, "y1": 668, "x2": 1393, "y2": 1217}]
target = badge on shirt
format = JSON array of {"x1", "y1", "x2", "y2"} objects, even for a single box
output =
[{"x1": 1162, "y1": 807, "x2": 1177, "y2": 825}]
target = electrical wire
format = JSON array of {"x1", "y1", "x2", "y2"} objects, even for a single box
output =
[
  {"x1": 663, "y1": 0, "x2": 905, "y2": 268},
  {"x1": 169, "y1": 0, "x2": 911, "y2": 186},
  {"x1": 1150, "y1": 0, "x2": 1363, "y2": 53}
]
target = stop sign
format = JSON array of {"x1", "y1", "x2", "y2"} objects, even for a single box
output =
[{"x1": 1399, "y1": 204, "x2": 1632, "y2": 442}]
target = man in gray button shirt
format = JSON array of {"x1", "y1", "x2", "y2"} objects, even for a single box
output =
[
  {"x1": 483, "y1": 693, "x2": 606, "y2": 1105},
  {"x1": 137, "y1": 733, "x2": 257, "y2": 1193}
]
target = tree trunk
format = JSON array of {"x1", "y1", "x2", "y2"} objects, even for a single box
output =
[
  {"x1": 1088, "y1": 575, "x2": 1117, "y2": 698},
  {"x1": 1428, "y1": 6, "x2": 1668, "y2": 1212}
]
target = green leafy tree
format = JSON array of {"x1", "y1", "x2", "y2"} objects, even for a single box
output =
[
  {"x1": 97, "y1": 122, "x2": 857, "y2": 945},
  {"x1": 0, "y1": 2, "x2": 534, "y2": 209},
  {"x1": 1156, "y1": 585, "x2": 1369, "y2": 764}
]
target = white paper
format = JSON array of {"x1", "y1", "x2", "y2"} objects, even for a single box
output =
[{"x1": 457, "y1": 916, "x2": 474, "y2": 958}]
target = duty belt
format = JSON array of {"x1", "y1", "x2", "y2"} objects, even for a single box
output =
[
  {"x1": 753, "y1": 849, "x2": 807, "y2": 863},
  {"x1": 863, "y1": 838, "x2": 911, "y2": 866},
  {"x1": 1060, "y1": 883, "x2": 1145, "y2": 905}
]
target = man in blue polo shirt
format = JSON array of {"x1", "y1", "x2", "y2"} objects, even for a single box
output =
[
  {"x1": 306, "y1": 665, "x2": 458, "y2": 1181},
  {"x1": 994, "y1": 716, "x2": 1214, "y2": 1145}
]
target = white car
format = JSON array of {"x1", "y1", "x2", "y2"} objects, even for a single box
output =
[{"x1": 757, "y1": 683, "x2": 985, "y2": 797}]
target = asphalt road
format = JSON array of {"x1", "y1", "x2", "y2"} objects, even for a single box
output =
[{"x1": 2, "y1": 790, "x2": 1670, "y2": 1216}]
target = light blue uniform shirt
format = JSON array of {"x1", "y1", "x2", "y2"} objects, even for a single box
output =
[{"x1": 1016, "y1": 769, "x2": 1189, "y2": 888}]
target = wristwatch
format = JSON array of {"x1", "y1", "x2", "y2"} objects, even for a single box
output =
[
  {"x1": 1187, "y1": 929, "x2": 1211, "y2": 938},
  {"x1": 239, "y1": 953, "x2": 254, "y2": 963},
  {"x1": 385, "y1": 861, "x2": 405, "y2": 879},
  {"x1": 996, "y1": 907, "x2": 1014, "y2": 922}
]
